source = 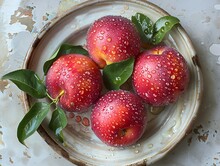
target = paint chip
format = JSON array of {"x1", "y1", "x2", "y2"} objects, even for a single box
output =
[
  {"x1": 9, "y1": 157, "x2": 13, "y2": 164},
  {"x1": 10, "y1": 7, "x2": 35, "y2": 32},
  {"x1": 0, "y1": 80, "x2": 9, "y2": 93},
  {"x1": 23, "y1": 151, "x2": 31, "y2": 158}
]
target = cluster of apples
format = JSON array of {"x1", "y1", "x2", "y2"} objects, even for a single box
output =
[{"x1": 46, "y1": 15, "x2": 189, "y2": 147}]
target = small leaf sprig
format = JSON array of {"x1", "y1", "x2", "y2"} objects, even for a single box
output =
[
  {"x1": 131, "y1": 13, "x2": 180, "y2": 45},
  {"x1": 1, "y1": 44, "x2": 88, "y2": 146}
]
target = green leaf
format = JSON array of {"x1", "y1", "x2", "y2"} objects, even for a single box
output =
[
  {"x1": 17, "y1": 102, "x2": 50, "y2": 145},
  {"x1": 2, "y1": 69, "x2": 46, "y2": 98},
  {"x1": 103, "y1": 57, "x2": 135, "y2": 90},
  {"x1": 43, "y1": 44, "x2": 89, "y2": 75},
  {"x1": 49, "y1": 107, "x2": 67, "y2": 143},
  {"x1": 151, "y1": 16, "x2": 180, "y2": 45},
  {"x1": 131, "y1": 13, "x2": 154, "y2": 43}
]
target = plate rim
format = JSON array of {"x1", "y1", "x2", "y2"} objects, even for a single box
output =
[{"x1": 21, "y1": 0, "x2": 204, "y2": 165}]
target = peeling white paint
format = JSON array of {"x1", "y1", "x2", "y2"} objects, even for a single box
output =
[
  {"x1": 0, "y1": 0, "x2": 220, "y2": 166},
  {"x1": 214, "y1": 4, "x2": 220, "y2": 10},
  {"x1": 210, "y1": 43, "x2": 220, "y2": 56}
]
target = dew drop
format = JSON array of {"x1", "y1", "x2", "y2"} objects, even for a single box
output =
[
  {"x1": 165, "y1": 22, "x2": 170, "y2": 26},
  {"x1": 82, "y1": 117, "x2": 90, "y2": 126},
  {"x1": 99, "y1": 36, "x2": 104, "y2": 40},
  {"x1": 135, "y1": 150, "x2": 139, "y2": 153},
  {"x1": 171, "y1": 75, "x2": 176, "y2": 79},
  {"x1": 124, "y1": 5, "x2": 129, "y2": 10},
  {"x1": 75, "y1": 115, "x2": 82, "y2": 122},
  {"x1": 115, "y1": 77, "x2": 121, "y2": 81},
  {"x1": 124, "y1": 41, "x2": 129, "y2": 45},
  {"x1": 161, "y1": 27, "x2": 165, "y2": 32},
  {"x1": 69, "y1": 112, "x2": 75, "y2": 118},
  {"x1": 112, "y1": 50, "x2": 116, "y2": 55},
  {"x1": 148, "y1": 143, "x2": 153, "y2": 148},
  {"x1": 102, "y1": 45, "x2": 107, "y2": 51},
  {"x1": 107, "y1": 37, "x2": 112, "y2": 42},
  {"x1": 123, "y1": 50, "x2": 127, "y2": 53},
  {"x1": 144, "y1": 29, "x2": 148, "y2": 34},
  {"x1": 145, "y1": 93, "x2": 149, "y2": 97},
  {"x1": 151, "y1": 70, "x2": 156, "y2": 74}
]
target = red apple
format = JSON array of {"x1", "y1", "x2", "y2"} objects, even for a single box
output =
[
  {"x1": 86, "y1": 15, "x2": 141, "y2": 68},
  {"x1": 91, "y1": 90, "x2": 147, "y2": 147},
  {"x1": 132, "y1": 45, "x2": 190, "y2": 106},
  {"x1": 46, "y1": 54, "x2": 102, "y2": 112}
]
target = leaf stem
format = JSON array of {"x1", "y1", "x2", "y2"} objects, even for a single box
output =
[
  {"x1": 46, "y1": 92, "x2": 54, "y2": 101},
  {"x1": 46, "y1": 90, "x2": 64, "y2": 104}
]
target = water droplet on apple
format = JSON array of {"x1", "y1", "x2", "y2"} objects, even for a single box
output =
[
  {"x1": 171, "y1": 75, "x2": 176, "y2": 79},
  {"x1": 98, "y1": 36, "x2": 104, "y2": 40},
  {"x1": 107, "y1": 37, "x2": 112, "y2": 42},
  {"x1": 102, "y1": 45, "x2": 107, "y2": 51},
  {"x1": 151, "y1": 70, "x2": 156, "y2": 74},
  {"x1": 111, "y1": 50, "x2": 116, "y2": 55}
]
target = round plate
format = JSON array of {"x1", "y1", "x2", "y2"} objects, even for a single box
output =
[{"x1": 23, "y1": 0, "x2": 203, "y2": 165}]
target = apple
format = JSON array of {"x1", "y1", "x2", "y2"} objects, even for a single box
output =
[
  {"x1": 86, "y1": 15, "x2": 141, "y2": 68},
  {"x1": 46, "y1": 54, "x2": 102, "y2": 112},
  {"x1": 91, "y1": 90, "x2": 147, "y2": 147},
  {"x1": 132, "y1": 45, "x2": 190, "y2": 106}
]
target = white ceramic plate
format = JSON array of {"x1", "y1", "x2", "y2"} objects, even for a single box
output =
[{"x1": 23, "y1": 0, "x2": 203, "y2": 165}]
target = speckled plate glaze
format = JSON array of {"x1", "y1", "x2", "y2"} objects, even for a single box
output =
[{"x1": 23, "y1": 0, "x2": 203, "y2": 165}]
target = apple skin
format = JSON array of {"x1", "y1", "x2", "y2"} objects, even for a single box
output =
[
  {"x1": 91, "y1": 90, "x2": 147, "y2": 147},
  {"x1": 46, "y1": 54, "x2": 102, "y2": 112},
  {"x1": 86, "y1": 15, "x2": 141, "y2": 68},
  {"x1": 132, "y1": 45, "x2": 190, "y2": 106}
]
